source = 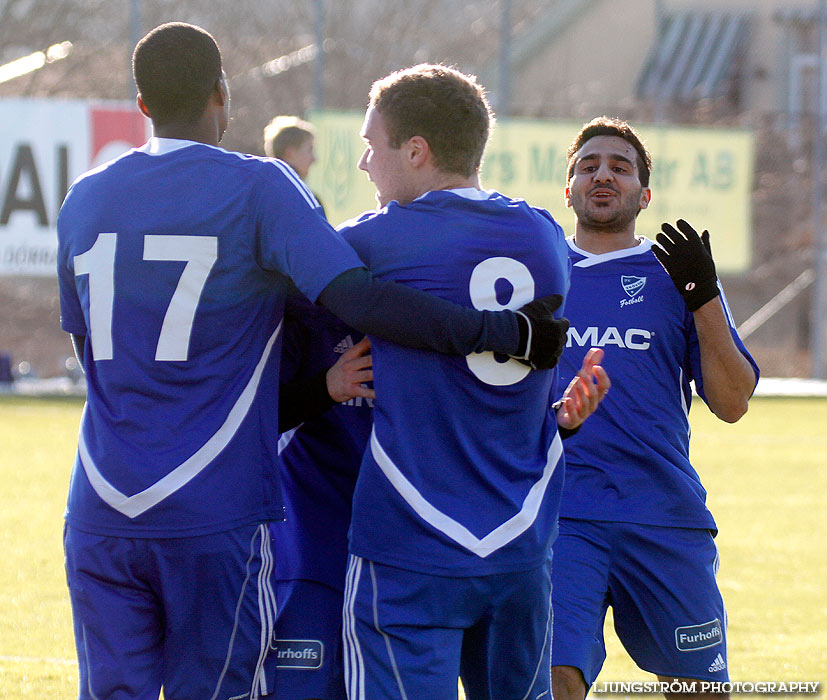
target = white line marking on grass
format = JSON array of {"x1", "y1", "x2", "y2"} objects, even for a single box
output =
[{"x1": 0, "y1": 655, "x2": 75, "y2": 665}]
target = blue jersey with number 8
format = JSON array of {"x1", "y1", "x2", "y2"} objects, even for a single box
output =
[{"x1": 340, "y1": 189, "x2": 570, "y2": 576}]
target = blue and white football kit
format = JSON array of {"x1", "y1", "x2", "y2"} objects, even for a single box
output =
[
  {"x1": 57, "y1": 137, "x2": 364, "y2": 700},
  {"x1": 339, "y1": 189, "x2": 570, "y2": 700},
  {"x1": 551, "y1": 237, "x2": 759, "y2": 686},
  {"x1": 57, "y1": 132, "x2": 531, "y2": 700},
  {"x1": 270, "y1": 295, "x2": 373, "y2": 700}
]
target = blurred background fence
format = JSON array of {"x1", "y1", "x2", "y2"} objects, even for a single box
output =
[{"x1": 0, "y1": 0, "x2": 825, "y2": 382}]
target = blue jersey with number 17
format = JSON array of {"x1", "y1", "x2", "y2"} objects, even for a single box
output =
[
  {"x1": 56, "y1": 138, "x2": 363, "y2": 538},
  {"x1": 340, "y1": 189, "x2": 570, "y2": 576}
]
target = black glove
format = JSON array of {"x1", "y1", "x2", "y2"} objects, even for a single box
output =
[
  {"x1": 652, "y1": 219, "x2": 719, "y2": 312},
  {"x1": 513, "y1": 294, "x2": 570, "y2": 370}
]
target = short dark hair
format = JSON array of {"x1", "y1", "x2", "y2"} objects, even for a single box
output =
[
  {"x1": 133, "y1": 22, "x2": 223, "y2": 126},
  {"x1": 368, "y1": 64, "x2": 493, "y2": 177},
  {"x1": 566, "y1": 116, "x2": 652, "y2": 187},
  {"x1": 263, "y1": 116, "x2": 315, "y2": 158}
]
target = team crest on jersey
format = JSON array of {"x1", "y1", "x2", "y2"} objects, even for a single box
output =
[{"x1": 621, "y1": 276, "x2": 646, "y2": 297}]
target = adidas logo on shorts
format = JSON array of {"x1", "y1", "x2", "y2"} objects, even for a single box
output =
[
  {"x1": 334, "y1": 335, "x2": 355, "y2": 354},
  {"x1": 708, "y1": 653, "x2": 727, "y2": 673}
]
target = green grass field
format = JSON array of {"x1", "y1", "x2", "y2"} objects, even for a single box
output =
[{"x1": 0, "y1": 395, "x2": 825, "y2": 699}]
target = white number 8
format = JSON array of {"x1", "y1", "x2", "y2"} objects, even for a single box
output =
[{"x1": 466, "y1": 257, "x2": 535, "y2": 386}]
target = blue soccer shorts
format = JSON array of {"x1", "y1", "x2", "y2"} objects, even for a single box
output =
[
  {"x1": 269, "y1": 578, "x2": 347, "y2": 700},
  {"x1": 64, "y1": 522, "x2": 277, "y2": 700},
  {"x1": 342, "y1": 555, "x2": 552, "y2": 700},
  {"x1": 551, "y1": 519, "x2": 729, "y2": 687}
]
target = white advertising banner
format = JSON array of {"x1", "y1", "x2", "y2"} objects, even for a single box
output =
[{"x1": 0, "y1": 99, "x2": 149, "y2": 276}]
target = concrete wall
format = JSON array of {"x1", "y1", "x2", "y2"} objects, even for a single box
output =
[{"x1": 508, "y1": 0, "x2": 812, "y2": 123}]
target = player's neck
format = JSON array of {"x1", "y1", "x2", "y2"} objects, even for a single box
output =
[
  {"x1": 573, "y1": 224, "x2": 638, "y2": 255},
  {"x1": 152, "y1": 116, "x2": 223, "y2": 147},
  {"x1": 427, "y1": 170, "x2": 480, "y2": 196}
]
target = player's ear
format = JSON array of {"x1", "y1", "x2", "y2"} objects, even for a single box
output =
[
  {"x1": 136, "y1": 94, "x2": 151, "y2": 118},
  {"x1": 564, "y1": 186, "x2": 572, "y2": 209},
  {"x1": 407, "y1": 135, "x2": 429, "y2": 168},
  {"x1": 639, "y1": 187, "x2": 652, "y2": 210},
  {"x1": 214, "y1": 76, "x2": 229, "y2": 107}
]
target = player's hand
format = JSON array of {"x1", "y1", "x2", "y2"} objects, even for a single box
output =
[
  {"x1": 652, "y1": 219, "x2": 719, "y2": 312},
  {"x1": 325, "y1": 336, "x2": 375, "y2": 403},
  {"x1": 513, "y1": 294, "x2": 570, "y2": 370},
  {"x1": 555, "y1": 348, "x2": 611, "y2": 432}
]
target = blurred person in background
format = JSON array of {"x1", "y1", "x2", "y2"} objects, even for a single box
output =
[
  {"x1": 551, "y1": 116, "x2": 760, "y2": 700},
  {"x1": 264, "y1": 114, "x2": 324, "y2": 214},
  {"x1": 264, "y1": 115, "x2": 317, "y2": 180}
]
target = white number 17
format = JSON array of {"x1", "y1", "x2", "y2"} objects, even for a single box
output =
[{"x1": 73, "y1": 233, "x2": 218, "y2": 362}]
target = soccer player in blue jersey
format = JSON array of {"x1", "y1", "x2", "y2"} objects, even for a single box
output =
[
  {"x1": 335, "y1": 64, "x2": 610, "y2": 700},
  {"x1": 270, "y1": 144, "x2": 605, "y2": 700},
  {"x1": 270, "y1": 302, "x2": 374, "y2": 700},
  {"x1": 267, "y1": 123, "x2": 374, "y2": 697},
  {"x1": 55, "y1": 23, "x2": 572, "y2": 700},
  {"x1": 550, "y1": 117, "x2": 760, "y2": 700}
]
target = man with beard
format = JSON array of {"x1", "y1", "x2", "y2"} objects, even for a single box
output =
[{"x1": 550, "y1": 116, "x2": 759, "y2": 700}]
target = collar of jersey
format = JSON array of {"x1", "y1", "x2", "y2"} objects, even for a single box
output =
[
  {"x1": 567, "y1": 235, "x2": 654, "y2": 268},
  {"x1": 139, "y1": 137, "x2": 219, "y2": 156},
  {"x1": 412, "y1": 187, "x2": 495, "y2": 203}
]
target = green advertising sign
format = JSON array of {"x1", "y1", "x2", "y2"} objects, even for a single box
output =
[{"x1": 308, "y1": 112, "x2": 754, "y2": 273}]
